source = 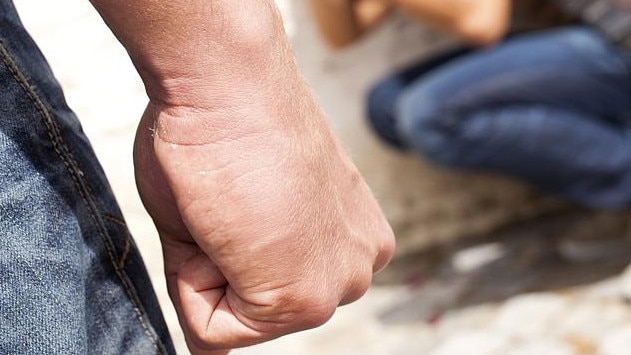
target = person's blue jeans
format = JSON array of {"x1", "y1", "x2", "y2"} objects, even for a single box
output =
[
  {"x1": 0, "y1": 1, "x2": 175, "y2": 353},
  {"x1": 368, "y1": 26, "x2": 631, "y2": 209}
]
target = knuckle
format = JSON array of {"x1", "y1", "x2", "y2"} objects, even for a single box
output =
[
  {"x1": 342, "y1": 269, "x2": 373, "y2": 305},
  {"x1": 381, "y1": 231, "x2": 396, "y2": 259},
  {"x1": 297, "y1": 300, "x2": 336, "y2": 329},
  {"x1": 279, "y1": 289, "x2": 337, "y2": 329},
  {"x1": 374, "y1": 222, "x2": 396, "y2": 272}
]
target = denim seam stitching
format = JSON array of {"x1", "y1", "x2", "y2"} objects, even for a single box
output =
[
  {"x1": 105, "y1": 215, "x2": 133, "y2": 269},
  {"x1": 104, "y1": 214, "x2": 128, "y2": 226},
  {"x1": 0, "y1": 40, "x2": 166, "y2": 355}
]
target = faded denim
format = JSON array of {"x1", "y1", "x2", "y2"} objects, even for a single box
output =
[
  {"x1": 368, "y1": 27, "x2": 631, "y2": 208},
  {"x1": 0, "y1": 1, "x2": 175, "y2": 353}
]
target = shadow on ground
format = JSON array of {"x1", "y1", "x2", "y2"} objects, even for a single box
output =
[{"x1": 375, "y1": 210, "x2": 631, "y2": 325}]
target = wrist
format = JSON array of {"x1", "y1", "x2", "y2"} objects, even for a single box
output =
[
  {"x1": 140, "y1": 4, "x2": 287, "y2": 104},
  {"x1": 92, "y1": 0, "x2": 286, "y2": 104}
]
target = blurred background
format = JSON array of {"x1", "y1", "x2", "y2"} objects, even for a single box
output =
[{"x1": 15, "y1": 0, "x2": 631, "y2": 354}]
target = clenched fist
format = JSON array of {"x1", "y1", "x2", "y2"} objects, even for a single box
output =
[{"x1": 131, "y1": 5, "x2": 395, "y2": 351}]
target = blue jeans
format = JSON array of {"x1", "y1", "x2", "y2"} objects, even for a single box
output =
[
  {"x1": 0, "y1": 1, "x2": 175, "y2": 354},
  {"x1": 368, "y1": 26, "x2": 631, "y2": 209}
]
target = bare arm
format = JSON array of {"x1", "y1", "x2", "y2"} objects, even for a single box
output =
[
  {"x1": 88, "y1": 0, "x2": 395, "y2": 353},
  {"x1": 393, "y1": 0, "x2": 511, "y2": 46},
  {"x1": 88, "y1": 0, "x2": 285, "y2": 103},
  {"x1": 309, "y1": 0, "x2": 511, "y2": 48},
  {"x1": 308, "y1": 0, "x2": 394, "y2": 48}
]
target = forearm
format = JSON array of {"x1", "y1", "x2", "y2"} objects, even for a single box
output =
[
  {"x1": 88, "y1": 0, "x2": 286, "y2": 105},
  {"x1": 308, "y1": 0, "x2": 393, "y2": 48},
  {"x1": 393, "y1": 0, "x2": 511, "y2": 45},
  {"x1": 308, "y1": 0, "x2": 360, "y2": 47},
  {"x1": 355, "y1": 0, "x2": 395, "y2": 33}
]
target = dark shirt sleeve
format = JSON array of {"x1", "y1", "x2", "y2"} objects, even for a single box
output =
[{"x1": 553, "y1": 0, "x2": 631, "y2": 48}]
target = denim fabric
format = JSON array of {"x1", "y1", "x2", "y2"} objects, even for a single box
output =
[
  {"x1": 367, "y1": 46, "x2": 475, "y2": 149},
  {"x1": 0, "y1": 1, "x2": 175, "y2": 354},
  {"x1": 368, "y1": 26, "x2": 631, "y2": 208}
]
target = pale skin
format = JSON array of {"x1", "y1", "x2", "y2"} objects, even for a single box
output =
[
  {"x1": 308, "y1": 0, "x2": 511, "y2": 48},
  {"x1": 88, "y1": 0, "x2": 395, "y2": 354}
]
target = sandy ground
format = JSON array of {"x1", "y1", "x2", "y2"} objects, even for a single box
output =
[{"x1": 14, "y1": 1, "x2": 631, "y2": 354}]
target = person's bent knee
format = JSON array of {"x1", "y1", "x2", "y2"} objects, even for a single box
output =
[
  {"x1": 366, "y1": 78, "x2": 408, "y2": 148},
  {"x1": 396, "y1": 90, "x2": 466, "y2": 166}
]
